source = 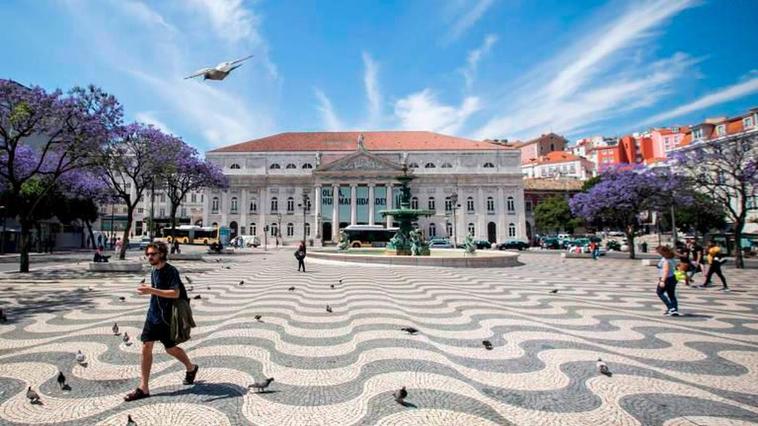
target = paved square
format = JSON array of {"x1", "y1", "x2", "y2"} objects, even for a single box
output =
[{"x1": 0, "y1": 251, "x2": 757, "y2": 425}]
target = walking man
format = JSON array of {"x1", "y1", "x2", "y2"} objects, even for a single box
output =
[
  {"x1": 124, "y1": 242, "x2": 198, "y2": 401},
  {"x1": 295, "y1": 240, "x2": 307, "y2": 272},
  {"x1": 702, "y1": 241, "x2": 729, "y2": 291}
]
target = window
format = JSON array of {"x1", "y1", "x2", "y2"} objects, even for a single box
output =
[
  {"x1": 286, "y1": 163, "x2": 297, "y2": 169},
  {"x1": 525, "y1": 200, "x2": 532, "y2": 212},
  {"x1": 424, "y1": 162, "x2": 436, "y2": 168},
  {"x1": 305, "y1": 223, "x2": 311, "y2": 237},
  {"x1": 483, "y1": 162, "x2": 495, "y2": 168},
  {"x1": 191, "y1": 193, "x2": 197, "y2": 203},
  {"x1": 159, "y1": 208, "x2": 165, "y2": 217},
  {"x1": 428, "y1": 197, "x2": 435, "y2": 211},
  {"x1": 138, "y1": 207, "x2": 144, "y2": 214},
  {"x1": 270, "y1": 163, "x2": 281, "y2": 169},
  {"x1": 716, "y1": 124, "x2": 726, "y2": 137},
  {"x1": 251, "y1": 223, "x2": 256, "y2": 235},
  {"x1": 467, "y1": 223, "x2": 475, "y2": 236},
  {"x1": 271, "y1": 223, "x2": 278, "y2": 236},
  {"x1": 429, "y1": 223, "x2": 436, "y2": 238},
  {"x1": 486, "y1": 197, "x2": 495, "y2": 212},
  {"x1": 693, "y1": 128, "x2": 703, "y2": 140},
  {"x1": 408, "y1": 162, "x2": 419, "y2": 168},
  {"x1": 441, "y1": 162, "x2": 453, "y2": 168},
  {"x1": 230, "y1": 163, "x2": 241, "y2": 169},
  {"x1": 508, "y1": 223, "x2": 516, "y2": 237},
  {"x1": 744, "y1": 116, "x2": 755, "y2": 128},
  {"x1": 287, "y1": 223, "x2": 294, "y2": 236},
  {"x1": 160, "y1": 193, "x2": 165, "y2": 202},
  {"x1": 747, "y1": 196, "x2": 758, "y2": 210},
  {"x1": 181, "y1": 207, "x2": 187, "y2": 217},
  {"x1": 446, "y1": 222, "x2": 452, "y2": 237},
  {"x1": 212, "y1": 197, "x2": 219, "y2": 213},
  {"x1": 287, "y1": 197, "x2": 295, "y2": 213},
  {"x1": 302, "y1": 163, "x2": 313, "y2": 169},
  {"x1": 466, "y1": 196, "x2": 474, "y2": 212},
  {"x1": 411, "y1": 197, "x2": 418, "y2": 209},
  {"x1": 230, "y1": 197, "x2": 238, "y2": 213},
  {"x1": 271, "y1": 197, "x2": 278, "y2": 212},
  {"x1": 445, "y1": 197, "x2": 453, "y2": 212},
  {"x1": 507, "y1": 196, "x2": 515, "y2": 212}
]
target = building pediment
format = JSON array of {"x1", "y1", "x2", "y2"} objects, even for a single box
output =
[{"x1": 316, "y1": 150, "x2": 404, "y2": 172}]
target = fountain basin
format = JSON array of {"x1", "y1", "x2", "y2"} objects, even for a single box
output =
[{"x1": 308, "y1": 248, "x2": 519, "y2": 268}]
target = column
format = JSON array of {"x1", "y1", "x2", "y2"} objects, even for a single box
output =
[
  {"x1": 457, "y1": 187, "x2": 465, "y2": 242},
  {"x1": 202, "y1": 190, "x2": 209, "y2": 227},
  {"x1": 258, "y1": 187, "x2": 266, "y2": 239},
  {"x1": 220, "y1": 192, "x2": 228, "y2": 228},
  {"x1": 314, "y1": 184, "x2": 322, "y2": 239},
  {"x1": 331, "y1": 183, "x2": 339, "y2": 241},
  {"x1": 477, "y1": 187, "x2": 486, "y2": 240},
  {"x1": 385, "y1": 183, "x2": 394, "y2": 227},
  {"x1": 368, "y1": 184, "x2": 375, "y2": 226},
  {"x1": 350, "y1": 184, "x2": 357, "y2": 225},
  {"x1": 516, "y1": 186, "x2": 527, "y2": 239},
  {"x1": 497, "y1": 186, "x2": 506, "y2": 242},
  {"x1": 240, "y1": 188, "x2": 248, "y2": 235}
]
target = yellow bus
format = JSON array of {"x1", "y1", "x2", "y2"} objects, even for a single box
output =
[{"x1": 162, "y1": 225, "x2": 220, "y2": 245}]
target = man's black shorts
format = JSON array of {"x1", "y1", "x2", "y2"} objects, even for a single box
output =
[{"x1": 140, "y1": 320, "x2": 177, "y2": 349}]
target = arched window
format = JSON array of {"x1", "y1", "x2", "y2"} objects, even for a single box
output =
[
  {"x1": 508, "y1": 223, "x2": 516, "y2": 237},
  {"x1": 251, "y1": 223, "x2": 256, "y2": 236},
  {"x1": 408, "y1": 162, "x2": 419, "y2": 169},
  {"x1": 446, "y1": 222, "x2": 453, "y2": 237},
  {"x1": 424, "y1": 162, "x2": 436, "y2": 168},
  {"x1": 302, "y1": 163, "x2": 313, "y2": 169},
  {"x1": 428, "y1": 197, "x2": 435, "y2": 211},
  {"x1": 466, "y1": 196, "x2": 474, "y2": 212},
  {"x1": 230, "y1": 163, "x2": 241, "y2": 169},
  {"x1": 287, "y1": 197, "x2": 295, "y2": 212},
  {"x1": 270, "y1": 163, "x2": 281, "y2": 169},
  {"x1": 286, "y1": 163, "x2": 297, "y2": 169},
  {"x1": 271, "y1": 197, "x2": 278, "y2": 212},
  {"x1": 271, "y1": 223, "x2": 278, "y2": 236},
  {"x1": 483, "y1": 162, "x2": 495, "y2": 168},
  {"x1": 429, "y1": 223, "x2": 436, "y2": 238},
  {"x1": 230, "y1": 197, "x2": 238, "y2": 213},
  {"x1": 212, "y1": 197, "x2": 219, "y2": 213},
  {"x1": 287, "y1": 223, "x2": 294, "y2": 236},
  {"x1": 305, "y1": 222, "x2": 311, "y2": 237},
  {"x1": 249, "y1": 200, "x2": 257, "y2": 212},
  {"x1": 507, "y1": 196, "x2": 515, "y2": 212},
  {"x1": 445, "y1": 196, "x2": 453, "y2": 212},
  {"x1": 468, "y1": 223, "x2": 475, "y2": 236},
  {"x1": 441, "y1": 162, "x2": 453, "y2": 168},
  {"x1": 486, "y1": 196, "x2": 494, "y2": 212},
  {"x1": 411, "y1": 196, "x2": 418, "y2": 210}
]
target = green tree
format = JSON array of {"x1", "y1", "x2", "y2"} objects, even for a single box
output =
[
  {"x1": 534, "y1": 196, "x2": 580, "y2": 234},
  {"x1": 659, "y1": 192, "x2": 727, "y2": 243},
  {"x1": 581, "y1": 175, "x2": 602, "y2": 192}
]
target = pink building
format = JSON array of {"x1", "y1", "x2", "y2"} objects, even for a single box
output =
[
  {"x1": 645, "y1": 127, "x2": 686, "y2": 159},
  {"x1": 516, "y1": 133, "x2": 567, "y2": 164}
]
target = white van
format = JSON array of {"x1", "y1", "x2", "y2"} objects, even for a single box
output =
[{"x1": 557, "y1": 233, "x2": 572, "y2": 241}]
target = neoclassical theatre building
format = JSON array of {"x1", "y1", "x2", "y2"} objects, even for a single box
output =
[{"x1": 203, "y1": 131, "x2": 526, "y2": 245}]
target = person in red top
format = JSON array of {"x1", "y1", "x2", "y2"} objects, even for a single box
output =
[{"x1": 589, "y1": 241, "x2": 599, "y2": 260}]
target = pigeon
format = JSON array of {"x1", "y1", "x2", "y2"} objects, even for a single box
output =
[
  {"x1": 482, "y1": 340, "x2": 494, "y2": 350},
  {"x1": 330, "y1": 284, "x2": 335, "y2": 289},
  {"x1": 326, "y1": 304, "x2": 333, "y2": 313},
  {"x1": 254, "y1": 314, "x2": 262, "y2": 322},
  {"x1": 288, "y1": 286, "x2": 295, "y2": 292},
  {"x1": 339, "y1": 279, "x2": 343, "y2": 285},
  {"x1": 140, "y1": 278, "x2": 145, "y2": 284},
  {"x1": 112, "y1": 323, "x2": 119, "y2": 335},
  {"x1": 75, "y1": 350, "x2": 86, "y2": 365},
  {"x1": 207, "y1": 286, "x2": 211, "y2": 290},
  {"x1": 549, "y1": 289, "x2": 558, "y2": 294},
  {"x1": 400, "y1": 327, "x2": 419, "y2": 335},
  {"x1": 126, "y1": 414, "x2": 137, "y2": 426},
  {"x1": 123, "y1": 332, "x2": 130, "y2": 345},
  {"x1": 185, "y1": 55, "x2": 254, "y2": 81},
  {"x1": 248, "y1": 377, "x2": 274, "y2": 392},
  {"x1": 186, "y1": 276, "x2": 193, "y2": 284},
  {"x1": 193, "y1": 295, "x2": 202, "y2": 300},
  {"x1": 119, "y1": 296, "x2": 126, "y2": 301},
  {"x1": 215, "y1": 258, "x2": 221, "y2": 263},
  {"x1": 224, "y1": 266, "x2": 231, "y2": 270},
  {"x1": 87, "y1": 287, "x2": 93, "y2": 292},
  {"x1": 188, "y1": 286, "x2": 194, "y2": 292},
  {"x1": 393, "y1": 386, "x2": 408, "y2": 404},
  {"x1": 239, "y1": 281, "x2": 244, "y2": 286},
  {"x1": 57, "y1": 371, "x2": 66, "y2": 389},
  {"x1": 0, "y1": 308, "x2": 7, "y2": 322},
  {"x1": 597, "y1": 358, "x2": 612, "y2": 376},
  {"x1": 26, "y1": 386, "x2": 40, "y2": 404}
]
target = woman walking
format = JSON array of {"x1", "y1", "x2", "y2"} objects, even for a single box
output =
[
  {"x1": 295, "y1": 240, "x2": 307, "y2": 272},
  {"x1": 656, "y1": 245, "x2": 680, "y2": 316}
]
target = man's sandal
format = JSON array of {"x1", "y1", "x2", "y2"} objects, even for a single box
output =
[{"x1": 124, "y1": 388, "x2": 150, "y2": 402}]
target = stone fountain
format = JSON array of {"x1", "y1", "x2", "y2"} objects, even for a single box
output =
[{"x1": 380, "y1": 166, "x2": 435, "y2": 256}]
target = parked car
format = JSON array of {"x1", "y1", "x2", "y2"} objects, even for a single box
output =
[
  {"x1": 557, "y1": 233, "x2": 572, "y2": 241},
  {"x1": 138, "y1": 237, "x2": 152, "y2": 250},
  {"x1": 608, "y1": 231, "x2": 625, "y2": 237},
  {"x1": 455, "y1": 239, "x2": 492, "y2": 249},
  {"x1": 497, "y1": 239, "x2": 529, "y2": 250},
  {"x1": 606, "y1": 240, "x2": 621, "y2": 251},
  {"x1": 540, "y1": 237, "x2": 561, "y2": 249},
  {"x1": 428, "y1": 238, "x2": 454, "y2": 248}
]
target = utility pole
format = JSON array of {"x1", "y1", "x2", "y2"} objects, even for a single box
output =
[{"x1": 149, "y1": 180, "x2": 155, "y2": 241}]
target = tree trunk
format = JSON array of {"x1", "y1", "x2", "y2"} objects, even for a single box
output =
[
  {"x1": 19, "y1": 220, "x2": 31, "y2": 273},
  {"x1": 85, "y1": 220, "x2": 95, "y2": 250},
  {"x1": 170, "y1": 203, "x2": 179, "y2": 232},
  {"x1": 119, "y1": 208, "x2": 135, "y2": 260},
  {"x1": 626, "y1": 225, "x2": 636, "y2": 259},
  {"x1": 35, "y1": 223, "x2": 42, "y2": 253},
  {"x1": 734, "y1": 221, "x2": 745, "y2": 269}
]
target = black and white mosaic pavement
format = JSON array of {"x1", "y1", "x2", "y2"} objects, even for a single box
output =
[{"x1": 0, "y1": 251, "x2": 756, "y2": 425}]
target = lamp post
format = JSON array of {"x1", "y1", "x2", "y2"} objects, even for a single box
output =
[
  {"x1": 110, "y1": 203, "x2": 115, "y2": 249},
  {"x1": 450, "y1": 193, "x2": 458, "y2": 246},
  {"x1": 299, "y1": 190, "x2": 310, "y2": 243},
  {"x1": 276, "y1": 212, "x2": 282, "y2": 245}
]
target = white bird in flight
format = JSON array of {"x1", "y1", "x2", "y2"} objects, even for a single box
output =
[{"x1": 184, "y1": 55, "x2": 254, "y2": 81}]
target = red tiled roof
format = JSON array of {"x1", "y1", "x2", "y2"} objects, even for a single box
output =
[
  {"x1": 524, "y1": 151, "x2": 582, "y2": 165},
  {"x1": 209, "y1": 131, "x2": 510, "y2": 153}
]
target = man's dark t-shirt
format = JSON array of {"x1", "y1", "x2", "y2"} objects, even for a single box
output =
[{"x1": 146, "y1": 263, "x2": 183, "y2": 325}]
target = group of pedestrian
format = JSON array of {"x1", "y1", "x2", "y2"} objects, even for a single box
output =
[{"x1": 654, "y1": 239, "x2": 730, "y2": 317}]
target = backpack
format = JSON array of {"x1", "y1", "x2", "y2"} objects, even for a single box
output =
[{"x1": 295, "y1": 250, "x2": 305, "y2": 259}]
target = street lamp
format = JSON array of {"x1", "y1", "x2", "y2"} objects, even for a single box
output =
[
  {"x1": 298, "y1": 189, "x2": 310, "y2": 243},
  {"x1": 275, "y1": 212, "x2": 283, "y2": 245},
  {"x1": 449, "y1": 193, "x2": 458, "y2": 246}
]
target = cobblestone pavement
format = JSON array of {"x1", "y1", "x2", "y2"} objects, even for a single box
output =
[{"x1": 0, "y1": 250, "x2": 756, "y2": 425}]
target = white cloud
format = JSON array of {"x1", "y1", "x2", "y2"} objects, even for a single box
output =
[
  {"x1": 474, "y1": 0, "x2": 699, "y2": 140},
  {"x1": 461, "y1": 33, "x2": 497, "y2": 90},
  {"x1": 135, "y1": 111, "x2": 174, "y2": 135},
  {"x1": 448, "y1": 0, "x2": 495, "y2": 41},
  {"x1": 116, "y1": 0, "x2": 176, "y2": 32},
  {"x1": 394, "y1": 89, "x2": 481, "y2": 134},
  {"x1": 186, "y1": 0, "x2": 261, "y2": 44},
  {"x1": 362, "y1": 52, "x2": 382, "y2": 127},
  {"x1": 314, "y1": 89, "x2": 344, "y2": 131},
  {"x1": 639, "y1": 76, "x2": 758, "y2": 125}
]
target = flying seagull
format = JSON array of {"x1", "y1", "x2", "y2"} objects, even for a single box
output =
[{"x1": 185, "y1": 55, "x2": 254, "y2": 81}]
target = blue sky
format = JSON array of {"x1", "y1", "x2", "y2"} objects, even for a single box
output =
[{"x1": 2, "y1": 0, "x2": 757, "y2": 151}]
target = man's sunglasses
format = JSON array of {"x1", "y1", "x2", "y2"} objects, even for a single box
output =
[{"x1": 145, "y1": 252, "x2": 159, "y2": 257}]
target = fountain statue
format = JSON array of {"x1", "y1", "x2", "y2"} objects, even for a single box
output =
[
  {"x1": 463, "y1": 234, "x2": 476, "y2": 254},
  {"x1": 337, "y1": 230, "x2": 349, "y2": 251},
  {"x1": 380, "y1": 166, "x2": 435, "y2": 256}
]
